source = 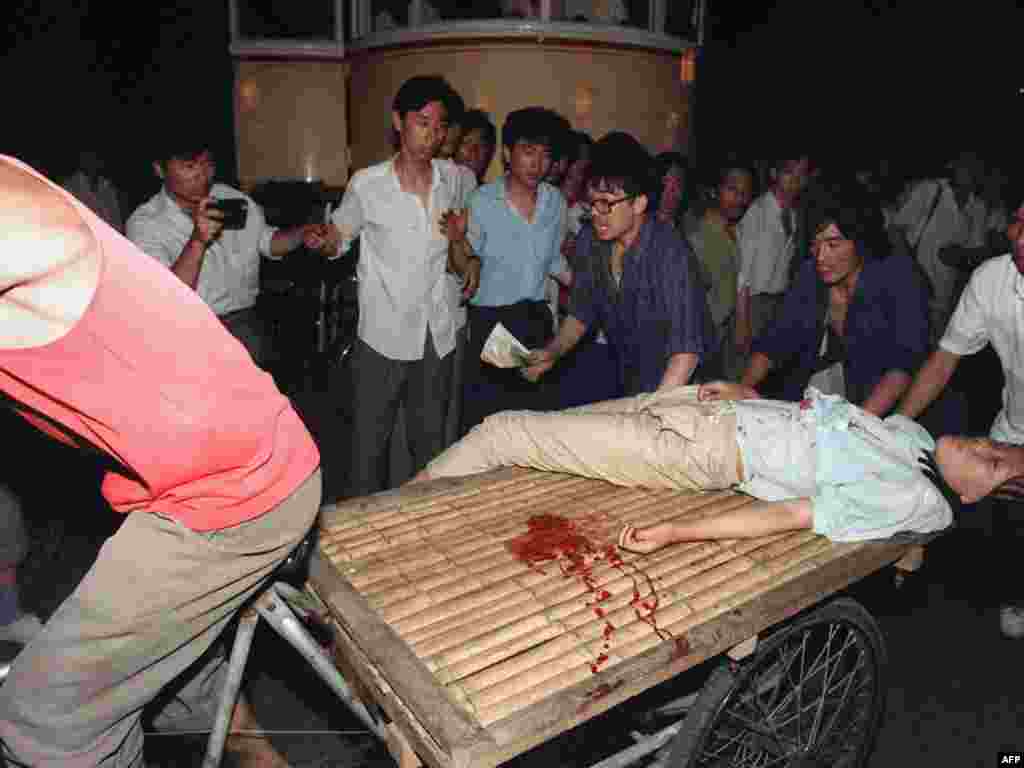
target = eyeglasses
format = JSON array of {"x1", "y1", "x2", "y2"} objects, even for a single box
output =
[{"x1": 582, "y1": 195, "x2": 636, "y2": 216}]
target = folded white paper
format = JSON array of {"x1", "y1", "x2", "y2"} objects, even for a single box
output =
[{"x1": 481, "y1": 322, "x2": 531, "y2": 368}]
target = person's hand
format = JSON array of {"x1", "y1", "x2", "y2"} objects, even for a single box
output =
[
  {"x1": 698, "y1": 381, "x2": 759, "y2": 402},
  {"x1": 304, "y1": 223, "x2": 341, "y2": 256},
  {"x1": 440, "y1": 208, "x2": 469, "y2": 242},
  {"x1": 462, "y1": 257, "x2": 481, "y2": 300},
  {"x1": 522, "y1": 346, "x2": 558, "y2": 382},
  {"x1": 191, "y1": 197, "x2": 224, "y2": 246},
  {"x1": 618, "y1": 522, "x2": 675, "y2": 554}
]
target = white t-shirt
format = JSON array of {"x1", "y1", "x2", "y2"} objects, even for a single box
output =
[{"x1": 940, "y1": 253, "x2": 1024, "y2": 443}]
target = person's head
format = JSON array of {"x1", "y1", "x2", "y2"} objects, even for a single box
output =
[
  {"x1": 501, "y1": 107, "x2": 568, "y2": 191},
  {"x1": 808, "y1": 176, "x2": 887, "y2": 287},
  {"x1": 948, "y1": 151, "x2": 983, "y2": 196},
  {"x1": 78, "y1": 150, "x2": 104, "y2": 178},
  {"x1": 934, "y1": 436, "x2": 1024, "y2": 505},
  {"x1": 652, "y1": 152, "x2": 687, "y2": 223},
  {"x1": 152, "y1": 132, "x2": 216, "y2": 206},
  {"x1": 391, "y1": 75, "x2": 462, "y2": 163},
  {"x1": 583, "y1": 131, "x2": 655, "y2": 245},
  {"x1": 1008, "y1": 200, "x2": 1024, "y2": 275},
  {"x1": 769, "y1": 152, "x2": 811, "y2": 204},
  {"x1": 435, "y1": 90, "x2": 467, "y2": 160},
  {"x1": 456, "y1": 109, "x2": 497, "y2": 181},
  {"x1": 560, "y1": 131, "x2": 593, "y2": 204},
  {"x1": 711, "y1": 160, "x2": 755, "y2": 224},
  {"x1": 501, "y1": 0, "x2": 538, "y2": 17}
]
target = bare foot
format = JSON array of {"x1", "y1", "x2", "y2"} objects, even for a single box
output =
[{"x1": 618, "y1": 522, "x2": 677, "y2": 554}]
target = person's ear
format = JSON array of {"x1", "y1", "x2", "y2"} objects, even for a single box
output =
[
  {"x1": 152, "y1": 161, "x2": 165, "y2": 181},
  {"x1": 391, "y1": 111, "x2": 403, "y2": 136},
  {"x1": 633, "y1": 193, "x2": 648, "y2": 216}
]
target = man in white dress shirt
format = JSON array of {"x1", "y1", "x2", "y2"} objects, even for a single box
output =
[
  {"x1": 734, "y1": 152, "x2": 810, "y2": 370},
  {"x1": 898, "y1": 200, "x2": 1024, "y2": 637},
  {"x1": 126, "y1": 135, "x2": 317, "y2": 366},
  {"x1": 311, "y1": 75, "x2": 479, "y2": 496}
]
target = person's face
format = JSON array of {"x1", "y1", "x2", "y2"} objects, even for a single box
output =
[
  {"x1": 561, "y1": 157, "x2": 590, "y2": 203},
  {"x1": 456, "y1": 128, "x2": 492, "y2": 179},
  {"x1": 546, "y1": 155, "x2": 569, "y2": 186},
  {"x1": 775, "y1": 157, "x2": 810, "y2": 200},
  {"x1": 813, "y1": 222, "x2": 863, "y2": 287},
  {"x1": 587, "y1": 183, "x2": 647, "y2": 243},
  {"x1": 1007, "y1": 203, "x2": 1024, "y2": 274},
  {"x1": 505, "y1": 141, "x2": 553, "y2": 191},
  {"x1": 658, "y1": 167, "x2": 685, "y2": 220},
  {"x1": 438, "y1": 122, "x2": 463, "y2": 160},
  {"x1": 393, "y1": 101, "x2": 448, "y2": 162},
  {"x1": 717, "y1": 169, "x2": 753, "y2": 223},
  {"x1": 156, "y1": 150, "x2": 215, "y2": 205},
  {"x1": 935, "y1": 436, "x2": 1024, "y2": 504}
]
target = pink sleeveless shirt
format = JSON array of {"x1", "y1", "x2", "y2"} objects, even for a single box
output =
[{"x1": 0, "y1": 157, "x2": 320, "y2": 531}]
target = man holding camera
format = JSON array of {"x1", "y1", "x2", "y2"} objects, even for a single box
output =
[{"x1": 127, "y1": 136, "x2": 318, "y2": 366}]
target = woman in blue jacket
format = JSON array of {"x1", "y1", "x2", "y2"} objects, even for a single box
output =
[{"x1": 741, "y1": 177, "x2": 930, "y2": 416}]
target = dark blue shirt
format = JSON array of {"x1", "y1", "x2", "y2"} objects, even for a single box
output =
[
  {"x1": 568, "y1": 218, "x2": 711, "y2": 395},
  {"x1": 753, "y1": 255, "x2": 930, "y2": 405}
]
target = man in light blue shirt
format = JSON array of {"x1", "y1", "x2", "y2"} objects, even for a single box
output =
[{"x1": 453, "y1": 106, "x2": 570, "y2": 432}]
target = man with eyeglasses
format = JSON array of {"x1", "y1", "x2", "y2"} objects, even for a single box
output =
[
  {"x1": 126, "y1": 133, "x2": 319, "y2": 367},
  {"x1": 524, "y1": 132, "x2": 711, "y2": 397}
]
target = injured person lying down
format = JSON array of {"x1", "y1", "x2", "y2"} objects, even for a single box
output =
[{"x1": 415, "y1": 382, "x2": 1024, "y2": 552}]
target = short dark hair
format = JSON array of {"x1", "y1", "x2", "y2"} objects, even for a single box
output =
[
  {"x1": 807, "y1": 174, "x2": 887, "y2": 258},
  {"x1": 653, "y1": 151, "x2": 687, "y2": 182},
  {"x1": 564, "y1": 131, "x2": 593, "y2": 165},
  {"x1": 771, "y1": 151, "x2": 811, "y2": 175},
  {"x1": 585, "y1": 131, "x2": 656, "y2": 200},
  {"x1": 502, "y1": 107, "x2": 570, "y2": 152},
  {"x1": 392, "y1": 75, "x2": 462, "y2": 122},
  {"x1": 714, "y1": 155, "x2": 757, "y2": 189},
  {"x1": 153, "y1": 127, "x2": 211, "y2": 166},
  {"x1": 461, "y1": 109, "x2": 497, "y2": 149}
]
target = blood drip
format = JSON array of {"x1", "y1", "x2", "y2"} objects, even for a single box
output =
[{"x1": 506, "y1": 514, "x2": 674, "y2": 674}]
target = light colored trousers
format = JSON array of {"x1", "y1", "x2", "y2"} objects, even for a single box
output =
[
  {"x1": 0, "y1": 470, "x2": 321, "y2": 768},
  {"x1": 426, "y1": 386, "x2": 740, "y2": 491}
]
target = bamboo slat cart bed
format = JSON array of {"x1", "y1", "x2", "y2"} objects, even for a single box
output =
[{"x1": 309, "y1": 467, "x2": 930, "y2": 768}]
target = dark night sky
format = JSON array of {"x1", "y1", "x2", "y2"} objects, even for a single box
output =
[{"x1": 3, "y1": 0, "x2": 1020, "y2": 201}]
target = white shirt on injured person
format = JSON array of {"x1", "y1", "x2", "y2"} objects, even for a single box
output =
[{"x1": 331, "y1": 157, "x2": 466, "y2": 361}]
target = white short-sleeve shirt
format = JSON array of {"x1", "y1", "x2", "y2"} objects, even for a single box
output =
[
  {"x1": 331, "y1": 157, "x2": 465, "y2": 361},
  {"x1": 736, "y1": 191, "x2": 796, "y2": 296},
  {"x1": 940, "y1": 254, "x2": 1024, "y2": 443}
]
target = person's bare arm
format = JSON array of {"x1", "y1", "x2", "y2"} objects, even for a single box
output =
[
  {"x1": 0, "y1": 161, "x2": 94, "y2": 291},
  {"x1": 166, "y1": 198, "x2": 224, "y2": 290},
  {"x1": 860, "y1": 370, "x2": 912, "y2": 417},
  {"x1": 523, "y1": 314, "x2": 587, "y2": 382},
  {"x1": 897, "y1": 348, "x2": 961, "y2": 420},
  {"x1": 735, "y1": 286, "x2": 753, "y2": 354},
  {"x1": 658, "y1": 352, "x2": 699, "y2": 390},
  {"x1": 740, "y1": 351, "x2": 772, "y2": 390},
  {"x1": 620, "y1": 498, "x2": 813, "y2": 553}
]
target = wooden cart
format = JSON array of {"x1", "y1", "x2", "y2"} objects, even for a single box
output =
[{"x1": 309, "y1": 467, "x2": 930, "y2": 768}]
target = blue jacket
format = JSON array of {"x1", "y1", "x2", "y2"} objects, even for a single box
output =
[{"x1": 753, "y1": 255, "x2": 930, "y2": 405}]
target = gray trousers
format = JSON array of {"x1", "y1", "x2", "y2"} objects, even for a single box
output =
[
  {"x1": 0, "y1": 471, "x2": 321, "y2": 768},
  {"x1": 346, "y1": 333, "x2": 454, "y2": 497}
]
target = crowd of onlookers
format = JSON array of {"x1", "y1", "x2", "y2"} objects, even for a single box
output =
[{"x1": 6, "y1": 72, "x2": 1024, "y2": 653}]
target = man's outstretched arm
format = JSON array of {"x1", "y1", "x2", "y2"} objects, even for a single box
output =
[{"x1": 897, "y1": 348, "x2": 961, "y2": 420}]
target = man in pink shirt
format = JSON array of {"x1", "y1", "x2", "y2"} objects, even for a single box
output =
[{"x1": 0, "y1": 154, "x2": 321, "y2": 767}]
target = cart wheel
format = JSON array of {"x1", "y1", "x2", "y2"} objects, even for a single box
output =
[{"x1": 666, "y1": 597, "x2": 887, "y2": 767}]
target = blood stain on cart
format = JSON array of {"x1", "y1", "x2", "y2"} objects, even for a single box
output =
[{"x1": 506, "y1": 513, "x2": 677, "y2": 674}]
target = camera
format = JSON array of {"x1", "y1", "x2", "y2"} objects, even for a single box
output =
[{"x1": 207, "y1": 198, "x2": 249, "y2": 230}]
